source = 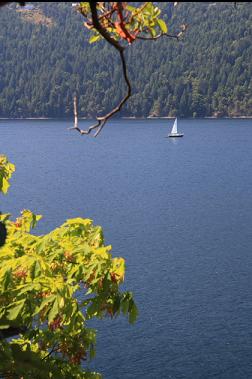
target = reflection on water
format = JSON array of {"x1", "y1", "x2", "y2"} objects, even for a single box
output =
[{"x1": 169, "y1": 137, "x2": 179, "y2": 145}]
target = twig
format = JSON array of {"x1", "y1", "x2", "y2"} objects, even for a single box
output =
[
  {"x1": 137, "y1": 33, "x2": 179, "y2": 41},
  {"x1": 42, "y1": 343, "x2": 58, "y2": 361},
  {"x1": 71, "y1": 2, "x2": 131, "y2": 137},
  {"x1": 70, "y1": 48, "x2": 131, "y2": 137}
]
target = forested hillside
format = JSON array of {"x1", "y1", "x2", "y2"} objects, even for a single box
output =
[{"x1": 0, "y1": 2, "x2": 251, "y2": 118}]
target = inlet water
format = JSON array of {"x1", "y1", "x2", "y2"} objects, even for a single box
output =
[{"x1": 1, "y1": 119, "x2": 252, "y2": 379}]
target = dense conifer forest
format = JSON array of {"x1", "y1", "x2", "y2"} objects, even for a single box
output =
[{"x1": 0, "y1": 2, "x2": 251, "y2": 118}]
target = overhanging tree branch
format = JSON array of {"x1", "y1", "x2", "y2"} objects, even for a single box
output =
[
  {"x1": 72, "y1": 2, "x2": 184, "y2": 137},
  {"x1": 71, "y1": 2, "x2": 131, "y2": 137},
  {"x1": 70, "y1": 48, "x2": 131, "y2": 137}
]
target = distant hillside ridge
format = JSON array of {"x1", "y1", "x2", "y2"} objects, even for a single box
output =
[{"x1": 0, "y1": 2, "x2": 251, "y2": 118}]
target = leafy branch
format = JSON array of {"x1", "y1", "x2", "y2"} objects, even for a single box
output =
[{"x1": 0, "y1": 155, "x2": 137, "y2": 378}]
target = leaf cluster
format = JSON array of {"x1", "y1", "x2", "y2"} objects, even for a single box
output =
[
  {"x1": 79, "y1": 2, "x2": 168, "y2": 45},
  {"x1": 0, "y1": 155, "x2": 137, "y2": 378}
]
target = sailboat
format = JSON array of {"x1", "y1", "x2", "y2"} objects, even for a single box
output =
[{"x1": 167, "y1": 118, "x2": 184, "y2": 138}]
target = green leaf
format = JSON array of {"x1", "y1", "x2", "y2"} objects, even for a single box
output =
[
  {"x1": 121, "y1": 297, "x2": 129, "y2": 315},
  {"x1": 157, "y1": 19, "x2": 168, "y2": 33},
  {"x1": 18, "y1": 283, "x2": 37, "y2": 295},
  {"x1": 48, "y1": 298, "x2": 59, "y2": 323},
  {"x1": 145, "y1": 2, "x2": 154, "y2": 14},
  {"x1": 58, "y1": 295, "x2": 65, "y2": 309},
  {"x1": 1, "y1": 177, "x2": 9, "y2": 194},
  {"x1": 7, "y1": 299, "x2": 26, "y2": 321},
  {"x1": 2, "y1": 269, "x2": 13, "y2": 291},
  {"x1": 129, "y1": 302, "x2": 138, "y2": 324},
  {"x1": 149, "y1": 27, "x2": 156, "y2": 38},
  {"x1": 30, "y1": 261, "x2": 41, "y2": 279},
  {"x1": 154, "y1": 7, "x2": 161, "y2": 17},
  {"x1": 0, "y1": 213, "x2": 11, "y2": 222},
  {"x1": 0, "y1": 155, "x2": 15, "y2": 194},
  {"x1": 33, "y1": 294, "x2": 56, "y2": 316},
  {"x1": 89, "y1": 34, "x2": 101, "y2": 44}
]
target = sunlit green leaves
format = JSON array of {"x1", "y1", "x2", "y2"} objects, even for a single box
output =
[
  {"x1": 2, "y1": 269, "x2": 12, "y2": 291},
  {"x1": 20, "y1": 209, "x2": 42, "y2": 232},
  {"x1": 7, "y1": 299, "x2": 26, "y2": 321},
  {"x1": 30, "y1": 260, "x2": 41, "y2": 280},
  {"x1": 89, "y1": 34, "x2": 102, "y2": 44},
  {"x1": 48, "y1": 298, "x2": 60, "y2": 324},
  {"x1": 0, "y1": 155, "x2": 15, "y2": 194},
  {"x1": 79, "y1": 2, "x2": 168, "y2": 46},
  {"x1": 158, "y1": 19, "x2": 168, "y2": 33},
  {"x1": 0, "y1": 156, "x2": 137, "y2": 378},
  {"x1": 79, "y1": 2, "x2": 91, "y2": 16}
]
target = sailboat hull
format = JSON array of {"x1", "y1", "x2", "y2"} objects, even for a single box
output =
[{"x1": 167, "y1": 133, "x2": 184, "y2": 138}]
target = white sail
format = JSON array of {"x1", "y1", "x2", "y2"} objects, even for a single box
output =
[{"x1": 171, "y1": 118, "x2": 178, "y2": 134}]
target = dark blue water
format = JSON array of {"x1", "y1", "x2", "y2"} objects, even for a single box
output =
[{"x1": 1, "y1": 119, "x2": 252, "y2": 378}]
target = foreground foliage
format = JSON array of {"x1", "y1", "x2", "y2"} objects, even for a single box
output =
[{"x1": 0, "y1": 155, "x2": 137, "y2": 378}]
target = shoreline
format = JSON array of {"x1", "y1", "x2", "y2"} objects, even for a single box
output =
[{"x1": 0, "y1": 116, "x2": 252, "y2": 120}]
